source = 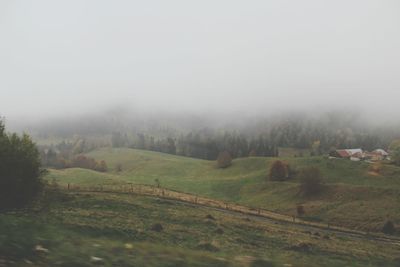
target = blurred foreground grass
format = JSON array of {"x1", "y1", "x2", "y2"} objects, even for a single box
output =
[{"x1": 1, "y1": 189, "x2": 399, "y2": 267}]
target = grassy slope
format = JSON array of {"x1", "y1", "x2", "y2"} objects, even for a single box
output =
[
  {"x1": 48, "y1": 148, "x2": 400, "y2": 232},
  {"x1": 1, "y1": 192, "x2": 398, "y2": 267}
]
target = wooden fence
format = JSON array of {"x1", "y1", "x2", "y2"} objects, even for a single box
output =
[{"x1": 60, "y1": 182, "x2": 377, "y2": 237}]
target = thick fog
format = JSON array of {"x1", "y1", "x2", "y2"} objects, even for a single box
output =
[{"x1": 1, "y1": 0, "x2": 400, "y2": 121}]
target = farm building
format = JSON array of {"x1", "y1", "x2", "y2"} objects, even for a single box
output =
[
  {"x1": 364, "y1": 149, "x2": 389, "y2": 161},
  {"x1": 373, "y1": 149, "x2": 389, "y2": 157},
  {"x1": 330, "y1": 148, "x2": 389, "y2": 161},
  {"x1": 329, "y1": 149, "x2": 363, "y2": 159}
]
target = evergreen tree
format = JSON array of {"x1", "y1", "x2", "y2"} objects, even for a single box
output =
[{"x1": 0, "y1": 120, "x2": 44, "y2": 210}]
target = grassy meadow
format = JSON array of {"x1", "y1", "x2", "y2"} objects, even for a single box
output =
[
  {"x1": 1, "y1": 190, "x2": 399, "y2": 267},
  {"x1": 47, "y1": 148, "x2": 400, "y2": 233}
]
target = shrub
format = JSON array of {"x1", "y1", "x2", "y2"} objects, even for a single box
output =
[
  {"x1": 70, "y1": 155, "x2": 96, "y2": 169},
  {"x1": 216, "y1": 151, "x2": 232, "y2": 168},
  {"x1": 296, "y1": 204, "x2": 305, "y2": 216},
  {"x1": 369, "y1": 162, "x2": 382, "y2": 174},
  {"x1": 287, "y1": 164, "x2": 297, "y2": 179},
  {"x1": 382, "y1": 220, "x2": 396, "y2": 235},
  {"x1": 392, "y1": 148, "x2": 400, "y2": 166},
  {"x1": 115, "y1": 163, "x2": 123, "y2": 172},
  {"x1": 251, "y1": 259, "x2": 275, "y2": 267},
  {"x1": 97, "y1": 160, "x2": 108, "y2": 172},
  {"x1": 39, "y1": 179, "x2": 72, "y2": 209},
  {"x1": 150, "y1": 223, "x2": 163, "y2": 232},
  {"x1": 205, "y1": 214, "x2": 215, "y2": 220},
  {"x1": 196, "y1": 241, "x2": 220, "y2": 252},
  {"x1": 269, "y1": 160, "x2": 288, "y2": 181},
  {"x1": 0, "y1": 121, "x2": 44, "y2": 210},
  {"x1": 214, "y1": 228, "x2": 224, "y2": 234},
  {"x1": 69, "y1": 155, "x2": 108, "y2": 172},
  {"x1": 289, "y1": 242, "x2": 313, "y2": 252},
  {"x1": 299, "y1": 166, "x2": 324, "y2": 196},
  {"x1": 248, "y1": 149, "x2": 257, "y2": 157}
]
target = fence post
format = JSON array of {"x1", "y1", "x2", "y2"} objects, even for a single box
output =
[{"x1": 67, "y1": 183, "x2": 70, "y2": 190}]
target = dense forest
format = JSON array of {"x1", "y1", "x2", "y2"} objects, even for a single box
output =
[{"x1": 24, "y1": 110, "x2": 399, "y2": 168}]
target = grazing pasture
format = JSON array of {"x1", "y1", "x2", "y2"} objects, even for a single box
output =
[{"x1": 47, "y1": 148, "x2": 400, "y2": 233}]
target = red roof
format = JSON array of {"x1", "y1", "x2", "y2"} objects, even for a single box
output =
[{"x1": 336, "y1": 150, "x2": 351, "y2": 158}]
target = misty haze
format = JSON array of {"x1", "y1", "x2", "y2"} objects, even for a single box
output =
[{"x1": 1, "y1": 1, "x2": 400, "y2": 267}]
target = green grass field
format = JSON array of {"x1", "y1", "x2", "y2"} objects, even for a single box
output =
[
  {"x1": 1, "y1": 191, "x2": 399, "y2": 267},
  {"x1": 47, "y1": 148, "x2": 400, "y2": 233}
]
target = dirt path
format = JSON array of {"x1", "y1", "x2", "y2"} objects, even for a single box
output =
[{"x1": 64, "y1": 183, "x2": 400, "y2": 246}]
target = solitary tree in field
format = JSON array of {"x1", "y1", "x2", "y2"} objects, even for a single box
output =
[
  {"x1": 0, "y1": 120, "x2": 44, "y2": 210},
  {"x1": 97, "y1": 160, "x2": 108, "y2": 172},
  {"x1": 389, "y1": 139, "x2": 400, "y2": 151},
  {"x1": 392, "y1": 148, "x2": 400, "y2": 166},
  {"x1": 382, "y1": 220, "x2": 396, "y2": 235},
  {"x1": 269, "y1": 160, "x2": 288, "y2": 181},
  {"x1": 248, "y1": 149, "x2": 257, "y2": 157},
  {"x1": 115, "y1": 163, "x2": 123, "y2": 172},
  {"x1": 389, "y1": 140, "x2": 400, "y2": 166},
  {"x1": 298, "y1": 166, "x2": 324, "y2": 196},
  {"x1": 216, "y1": 151, "x2": 232, "y2": 168},
  {"x1": 296, "y1": 204, "x2": 305, "y2": 217},
  {"x1": 311, "y1": 140, "x2": 321, "y2": 156}
]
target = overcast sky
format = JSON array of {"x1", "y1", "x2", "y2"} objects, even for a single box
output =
[{"x1": 1, "y1": 0, "x2": 399, "y2": 119}]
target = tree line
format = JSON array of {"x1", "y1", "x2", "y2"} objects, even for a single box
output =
[
  {"x1": 36, "y1": 111, "x2": 400, "y2": 163},
  {"x1": 111, "y1": 131, "x2": 279, "y2": 160}
]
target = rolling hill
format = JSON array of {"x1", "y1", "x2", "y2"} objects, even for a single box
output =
[{"x1": 47, "y1": 148, "x2": 400, "y2": 233}]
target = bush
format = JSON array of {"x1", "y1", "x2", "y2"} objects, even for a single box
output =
[
  {"x1": 250, "y1": 259, "x2": 275, "y2": 267},
  {"x1": 269, "y1": 160, "x2": 288, "y2": 181},
  {"x1": 115, "y1": 163, "x2": 123, "y2": 172},
  {"x1": 248, "y1": 149, "x2": 257, "y2": 157},
  {"x1": 382, "y1": 220, "x2": 396, "y2": 235},
  {"x1": 196, "y1": 241, "x2": 220, "y2": 252},
  {"x1": 298, "y1": 167, "x2": 324, "y2": 196},
  {"x1": 97, "y1": 160, "x2": 108, "y2": 172},
  {"x1": 296, "y1": 204, "x2": 305, "y2": 216},
  {"x1": 216, "y1": 151, "x2": 232, "y2": 168},
  {"x1": 287, "y1": 164, "x2": 297, "y2": 179},
  {"x1": 39, "y1": 180, "x2": 72, "y2": 209},
  {"x1": 392, "y1": 148, "x2": 400, "y2": 166},
  {"x1": 369, "y1": 162, "x2": 382, "y2": 174},
  {"x1": 150, "y1": 223, "x2": 163, "y2": 232},
  {"x1": 69, "y1": 155, "x2": 108, "y2": 172},
  {"x1": 0, "y1": 121, "x2": 44, "y2": 210}
]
